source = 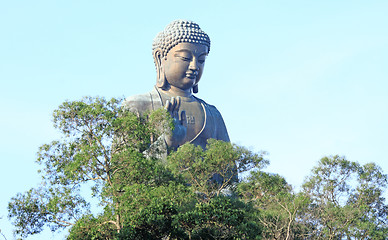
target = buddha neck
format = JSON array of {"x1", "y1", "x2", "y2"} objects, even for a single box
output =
[
  {"x1": 159, "y1": 85, "x2": 193, "y2": 98},
  {"x1": 156, "y1": 86, "x2": 197, "y2": 102}
]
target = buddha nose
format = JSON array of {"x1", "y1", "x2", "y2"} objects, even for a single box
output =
[{"x1": 189, "y1": 59, "x2": 199, "y2": 71}]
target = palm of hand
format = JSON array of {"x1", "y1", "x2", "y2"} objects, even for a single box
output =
[{"x1": 164, "y1": 96, "x2": 187, "y2": 149}]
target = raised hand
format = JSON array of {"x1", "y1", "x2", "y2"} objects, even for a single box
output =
[{"x1": 164, "y1": 96, "x2": 187, "y2": 149}]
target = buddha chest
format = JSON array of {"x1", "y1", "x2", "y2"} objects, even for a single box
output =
[{"x1": 178, "y1": 99, "x2": 206, "y2": 143}]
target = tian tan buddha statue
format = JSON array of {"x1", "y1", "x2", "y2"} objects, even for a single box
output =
[{"x1": 123, "y1": 20, "x2": 229, "y2": 152}]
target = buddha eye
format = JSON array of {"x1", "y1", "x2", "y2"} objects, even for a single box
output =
[
  {"x1": 180, "y1": 56, "x2": 191, "y2": 61},
  {"x1": 174, "y1": 52, "x2": 192, "y2": 62},
  {"x1": 198, "y1": 59, "x2": 205, "y2": 64}
]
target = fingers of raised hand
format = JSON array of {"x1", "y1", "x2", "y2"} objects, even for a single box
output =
[
  {"x1": 180, "y1": 110, "x2": 187, "y2": 128},
  {"x1": 164, "y1": 98, "x2": 175, "y2": 112},
  {"x1": 171, "y1": 97, "x2": 178, "y2": 118},
  {"x1": 165, "y1": 97, "x2": 181, "y2": 119},
  {"x1": 164, "y1": 99, "x2": 171, "y2": 111},
  {"x1": 176, "y1": 96, "x2": 181, "y2": 113}
]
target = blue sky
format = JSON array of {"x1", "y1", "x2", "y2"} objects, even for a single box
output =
[{"x1": 1, "y1": 1, "x2": 387, "y2": 239}]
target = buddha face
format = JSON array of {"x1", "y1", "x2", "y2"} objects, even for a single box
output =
[{"x1": 162, "y1": 42, "x2": 208, "y2": 92}]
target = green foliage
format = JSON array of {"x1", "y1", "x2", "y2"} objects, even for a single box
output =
[
  {"x1": 237, "y1": 171, "x2": 309, "y2": 240},
  {"x1": 8, "y1": 186, "x2": 89, "y2": 238},
  {"x1": 175, "y1": 196, "x2": 262, "y2": 240},
  {"x1": 168, "y1": 139, "x2": 268, "y2": 199},
  {"x1": 8, "y1": 97, "x2": 175, "y2": 238},
  {"x1": 68, "y1": 214, "x2": 117, "y2": 240},
  {"x1": 301, "y1": 155, "x2": 388, "y2": 239},
  {"x1": 8, "y1": 97, "x2": 388, "y2": 240}
]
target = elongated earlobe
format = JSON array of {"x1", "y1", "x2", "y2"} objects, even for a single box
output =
[
  {"x1": 154, "y1": 49, "x2": 167, "y2": 89},
  {"x1": 193, "y1": 84, "x2": 198, "y2": 93}
]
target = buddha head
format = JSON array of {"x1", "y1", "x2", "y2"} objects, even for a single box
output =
[{"x1": 152, "y1": 20, "x2": 211, "y2": 94}]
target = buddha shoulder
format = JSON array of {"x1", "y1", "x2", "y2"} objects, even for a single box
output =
[{"x1": 122, "y1": 90, "x2": 161, "y2": 114}]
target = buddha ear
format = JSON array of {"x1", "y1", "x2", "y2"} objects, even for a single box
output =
[
  {"x1": 153, "y1": 49, "x2": 167, "y2": 89},
  {"x1": 193, "y1": 84, "x2": 198, "y2": 93},
  {"x1": 193, "y1": 78, "x2": 200, "y2": 93}
]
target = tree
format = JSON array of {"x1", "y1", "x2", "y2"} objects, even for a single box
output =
[
  {"x1": 8, "y1": 97, "x2": 175, "y2": 238},
  {"x1": 167, "y1": 139, "x2": 268, "y2": 200},
  {"x1": 9, "y1": 97, "x2": 387, "y2": 239},
  {"x1": 8, "y1": 97, "x2": 267, "y2": 239},
  {"x1": 301, "y1": 155, "x2": 388, "y2": 239},
  {"x1": 237, "y1": 171, "x2": 309, "y2": 240},
  {"x1": 165, "y1": 140, "x2": 267, "y2": 239},
  {"x1": 237, "y1": 155, "x2": 388, "y2": 240}
]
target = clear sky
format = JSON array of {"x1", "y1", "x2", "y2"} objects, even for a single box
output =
[{"x1": 1, "y1": 0, "x2": 387, "y2": 239}]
